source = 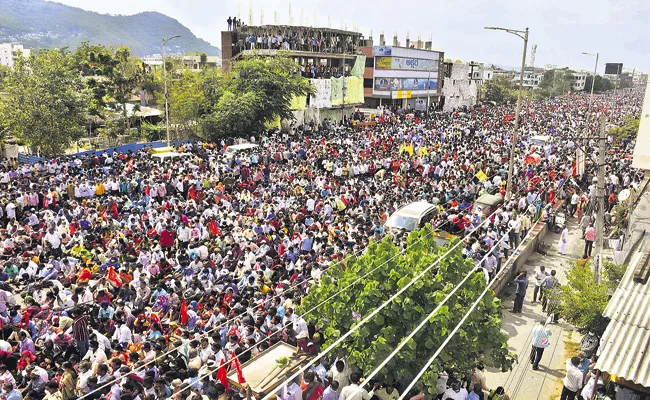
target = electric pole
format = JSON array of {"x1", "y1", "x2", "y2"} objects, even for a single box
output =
[{"x1": 594, "y1": 114, "x2": 607, "y2": 283}]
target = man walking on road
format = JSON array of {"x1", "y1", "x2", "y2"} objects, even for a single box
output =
[
  {"x1": 541, "y1": 270, "x2": 559, "y2": 312},
  {"x1": 532, "y1": 266, "x2": 548, "y2": 303},
  {"x1": 512, "y1": 271, "x2": 528, "y2": 313},
  {"x1": 530, "y1": 319, "x2": 552, "y2": 370},
  {"x1": 583, "y1": 224, "x2": 596, "y2": 259},
  {"x1": 560, "y1": 357, "x2": 584, "y2": 400}
]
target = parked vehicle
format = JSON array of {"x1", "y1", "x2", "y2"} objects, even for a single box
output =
[{"x1": 384, "y1": 201, "x2": 438, "y2": 233}]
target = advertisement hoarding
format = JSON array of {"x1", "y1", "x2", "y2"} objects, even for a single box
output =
[
  {"x1": 392, "y1": 57, "x2": 438, "y2": 71},
  {"x1": 375, "y1": 57, "x2": 392, "y2": 69},
  {"x1": 372, "y1": 46, "x2": 392, "y2": 56},
  {"x1": 374, "y1": 56, "x2": 439, "y2": 71},
  {"x1": 605, "y1": 63, "x2": 623, "y2": 75},
  {"x1": 375, "y1": 78, "x2": 438, "y2": 91}
]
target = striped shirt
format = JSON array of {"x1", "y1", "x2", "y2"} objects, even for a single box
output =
[{"x1": 73, "y1": 315, "x2": 90, "y2": 342}]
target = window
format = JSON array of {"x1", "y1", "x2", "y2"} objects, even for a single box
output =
[{"x1": 365, "y1": 58, "x2": 374, "y2": 68}]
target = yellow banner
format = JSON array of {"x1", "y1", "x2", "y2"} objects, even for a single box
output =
[
  {"x1": 476, "y1": 170, "x2": 488, "y2": 182},
  {"x1": 376, "y1": 56, "x2": 392, "y2": 69}
]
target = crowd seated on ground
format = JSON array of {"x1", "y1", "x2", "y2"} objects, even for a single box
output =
[{"x1": 0, "y1": 89, "x2": 641, "y2": 400}]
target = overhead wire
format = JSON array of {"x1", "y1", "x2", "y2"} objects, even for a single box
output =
[
  {"x1": 77, "y1": 182, "x2": 492, "y2": 400},
  {"x1": 397, "y1": 166, "x2": 573, "y2": 399}
]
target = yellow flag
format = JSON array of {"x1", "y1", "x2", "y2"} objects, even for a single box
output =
[{"x1": 476, "y1": 170, "x2": 488, "y2": 182}]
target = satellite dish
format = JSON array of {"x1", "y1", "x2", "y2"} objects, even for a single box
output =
[{"x1": 619, "y1": 189, "x2": 631, "y2": 202}]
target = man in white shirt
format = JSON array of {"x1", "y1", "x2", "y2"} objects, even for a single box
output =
[
  {"x1": 112, "y1": 320, "x2": 132, "y2": 347},
  {"x1": 561, "y1": 357, "x2": 584, "y2": 400},
  {"x1": 340, "y1": 373, "x2": 370, "y2": 400}
]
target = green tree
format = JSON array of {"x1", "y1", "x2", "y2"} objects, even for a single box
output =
[
  {"x1": 0, "y1": 50, "x2": 88, "y2": 155},
  {"x1": 603, "y1": 260, "x2": 626, "y2": 293},
  {"x1": 300, "y1": 226, "x2": 514, "y2": 396},
  {"x1": 584, "y1": 75, "x2": 615, "y2": 93},
  {"x1": 561, "y1": 260, "x2": 612, "y2": 336},
  {"x1": 610, "y1": 116, "x2": 640, "y2": 141},
  {"x1": 483, "y1": 75, "x2": 516, "y2": 103},
  {"x1": 0, "y1": 64, "x2": 11, "y2": 90},
  {"x1": 227, "y1": 56, "x2": 313, "y2": 130},
  {"x1": 73, "y1": 43, "x2": 145, "y2": 136}
]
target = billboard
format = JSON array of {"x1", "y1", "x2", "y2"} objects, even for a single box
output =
[
  {"x1": 375, "y1": 78, "x2": 437, "y2": 91},
  {"x1": 392, "y1": 57, "x2": 438, "y2": 71},
  {"x1": 374, "y1": 56, "x2": 439, "y2": 71},
  {"x1": 375, "y1": 57, "x2": 392, "y2": 69},
  {"x1": 373, "y1": 46, "x2": 392, "y2": 56},
  {"x1": 605, "y1": 63, "x2": 623, "y2": 75},
  {"x1": 414, "y1": 98, "x2": 427, "y2": 111}
]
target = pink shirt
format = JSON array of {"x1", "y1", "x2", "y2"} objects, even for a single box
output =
[{"x1": 585, "y1": 227, "x2": 596, "y2": 241}]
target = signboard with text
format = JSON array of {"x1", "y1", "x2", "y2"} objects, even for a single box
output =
[
  {"x1": 372, "y1": 46, "x2": 392, "y2": 56},
  {"x1": 375, "y1": 57, "x2": 392, "y2": 69},
  {"x1": 375, "y1": 78, "x2": 438, "y2": 91},
  {"x1": 374, "y1": 56, "x2": 439, "y2": 71}
]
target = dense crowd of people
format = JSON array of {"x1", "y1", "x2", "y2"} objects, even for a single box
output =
[{"x1": 0, "y1": 88, "x2": 641, "y2": 400}]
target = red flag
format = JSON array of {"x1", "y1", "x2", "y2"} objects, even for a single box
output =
[
  {"x1": 209, "y1": 220, "x2": 221, "y2": 237},
  {"x1": 216, "y1": 359, "x2": 229, "y2": 389},
  {"x1": 180, "y1": 299, "x2": 188, "y2": 325},
  {"x1": 230, "y1": 354, "x2": 246, "y2": 384},
  {"x1": 106, "y1": 267, "x2": 121, "y2": 288},
  {"x1": 110, "y1": 202, "x2": 119, "y2": 219},
  {"x1": 19, "y1": 312, "x2": 29, "y2": 329}
]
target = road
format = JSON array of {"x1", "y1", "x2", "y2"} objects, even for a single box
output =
[{"x1": 484, "y1": 217, "x2": 587, "y2": 399}]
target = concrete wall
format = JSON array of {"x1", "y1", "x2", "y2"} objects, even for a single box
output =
[
  {"x1": 290, "y1": 106, "x2": 355, "y2": 127},
  {"x1": 442, "y1": 63, "x2": 478, "y2": 112},
  {"x1": 494, "y1": 219, "x2": 549, "y2": 296}
]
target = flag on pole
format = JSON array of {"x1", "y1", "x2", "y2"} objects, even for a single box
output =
[
  {"x1": 180, "y1": 299, "x2": 188, "y2": 325},
  {"x1": 216, "y1": 359, "x2": 229, "y2": 389},
  {"x1": 231, "y1": 354, "x2": 246, "y2": 384},
  {"x1": 106, "y1": 267, "x2": 121, "y2": 288},
  {"x1": 475, "y1": 170, "x2": 488, "y2": 182}
]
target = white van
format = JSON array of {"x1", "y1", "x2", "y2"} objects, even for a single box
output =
[
  {"x1": 384, "y1": 201, "x2": 438, "y2": 232},
  {"x1": 223, "y1": 143, "x2": 259, "y2": 162}
]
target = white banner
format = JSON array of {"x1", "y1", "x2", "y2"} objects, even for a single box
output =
[
  {"x1": 632, "y1": 79, "x2": 650, "y2": 169},
  {"x1": 309, "y1": 79, "x2": 332, "y2": 109}
]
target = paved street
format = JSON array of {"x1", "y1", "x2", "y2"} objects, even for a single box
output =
[{"x1": 485, "y1": 218, "x2": 587, "y2": 399}]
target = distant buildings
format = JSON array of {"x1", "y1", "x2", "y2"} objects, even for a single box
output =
[
  {"x1": 361, "y1": 44, "x2": 444, "y2": 110},
  {"x1": 570, "y1": 70, "x2": 590, "y2": 91},
  {"x1": 441, "y1": 61, "x2": 478, "y2": 111},
  {"x1": 512, "y1": 67, "x2": 545, "y2": 89},
  {"x1": 140, "y1": 54, "x2": 222, "y2": 70},
  {"x1": 0, "y1": 43, "x2": 30, "y2": 67}
]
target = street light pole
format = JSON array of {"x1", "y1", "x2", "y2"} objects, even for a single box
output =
[
  {"x1": 485, "y1": 26, "x2": 529, "y2": 200},
  {"x1": 582, "y1": 52, "x2": 599, "y2": 108},
  {"x1": 162, "y1": 35, "x2": 181, "y2": 145}
]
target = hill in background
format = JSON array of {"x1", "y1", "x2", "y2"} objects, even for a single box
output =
[{"x1": 0, "y1": 0, "x2": 221, "y2": 56}]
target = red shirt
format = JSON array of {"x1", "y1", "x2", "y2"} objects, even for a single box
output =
[{"x1": 160, "y1": 229, "x2": 175, "y2": 247}]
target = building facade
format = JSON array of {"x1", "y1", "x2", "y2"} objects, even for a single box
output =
[
  {"x1": 442, "y1": 62, "x2": 478, "y2": 111},
  {"x1": 0, "y1": 43, "x2": 30, "y2": 67},
  {"x1": 361, "y1": 45, "x2": 444, "y2": 110},
  {"x1": 141, "y1": 54, "x2": 221, "y2": 70},
  {"x1": 512, "y1": 67, "x2": 545, "y2": 89},
  {"x1": 570, "y1": 70, "x2": 590, "y2": 91}
]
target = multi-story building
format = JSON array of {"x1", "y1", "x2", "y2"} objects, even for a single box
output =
[
  {"x1": 221, "y1": 24, "x2": 367, "y2": 122},
  {"x1": 442, "y1": 61, "x2": 478, "y2": 111},
  {"x1": 361, "y1": 44, "x2": 444, "y2": 110},
  {"x1": 570, "y1": 70, "x2": 590, "y2": 91},
  {"x1": 633, "y1": 72, "x2": 648, "y2": 87},
  {"x1": 141, "y1": 54, "x2": 221, "y2": 70},
  {"x1": 0, "y1": 43, "x2": 30, "y2": 67},
  {"x1": 512, "y1": 67, "x2": 545, "y2": 89}
]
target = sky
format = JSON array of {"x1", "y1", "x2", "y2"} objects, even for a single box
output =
[{"x1": 50, "y1": 0, "x2": 650, "y2": 73}]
